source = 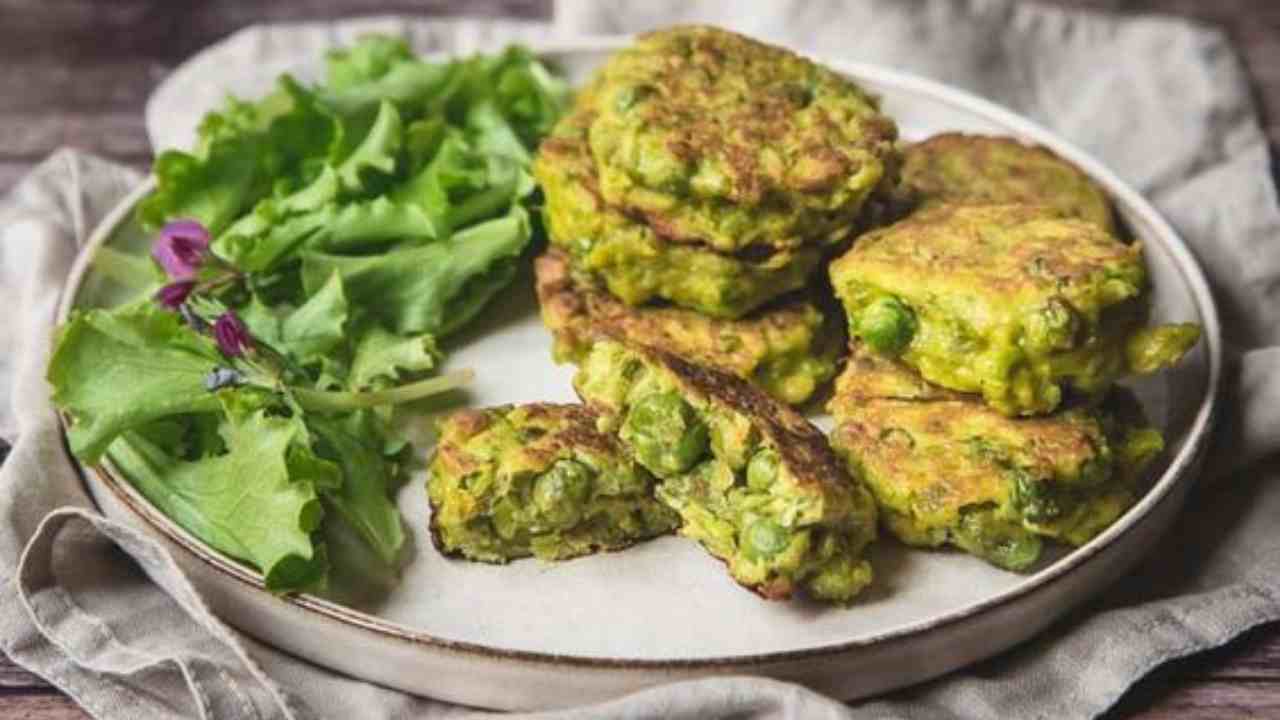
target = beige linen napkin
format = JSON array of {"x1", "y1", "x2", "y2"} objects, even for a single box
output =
[{"x1": 3, "y1": 3, "x2": 1279, "y2": 718}]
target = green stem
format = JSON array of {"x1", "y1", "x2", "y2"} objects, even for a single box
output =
[
  {"x1": 93, "y1": 246, "x2": 157, "y2": 289},
  {"x1": 292, "y1": 369, "x2": 474, "y2": 412}
]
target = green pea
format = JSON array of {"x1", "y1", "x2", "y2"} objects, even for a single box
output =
[
  {"x1": 857, "y1": 297, "x2": 916, "y2": 355},
  {"x1": 532, "y1": 459, "x2": 593, "y2": 526},
  {"x1": 746, "y1": 449, "x2": 779, "y2": 491},
  {"x1": 987, "y1": 533, "x2": 1042, "y2": 572},
  {"x1": 747, "y1": 519, "x2": 791, "y2": 557},
  {"x1": 621, "y1": 392, "x2": 710, "y2": 476}
]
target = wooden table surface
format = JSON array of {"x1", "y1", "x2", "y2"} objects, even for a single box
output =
[{"x1": 1, "y1": 1, "x2": 1277, "y2": 718}]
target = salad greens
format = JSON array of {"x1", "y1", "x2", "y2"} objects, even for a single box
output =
[{"x1": 48, "y1": 36, "x2": 569, "y2": 593}]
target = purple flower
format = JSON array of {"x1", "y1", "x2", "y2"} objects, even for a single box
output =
[
  {"x1": 151, "y1": 219, "x2": 210, "y2": 280},
  {"x1": 213, "y1": 311, "x2": 253, "y2": 358},
  {"x1": 154, "y1": 280, "x2": 196, "y2": 309}
]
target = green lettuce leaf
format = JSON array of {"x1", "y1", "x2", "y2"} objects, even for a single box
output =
[
  {"x1": 300, "y1": 206, "x2": 530, "y2": 335},
  {"x1": 310, "y1": 414, "x2": 406, "y2": 566},
  {"x1": 391, "y1": 130, "x2": 533, "y2": 238},
  {"x1": 349, "y1": 324, "x2": 439, "y2": 390},
  {"x1": 139, "y1": 75, "x2": 340, "y2": 234},
  {"x1": 280, "y1": 271, "x2": 349, "y2": 362},
  {"x1": 214, "y1": 196, "x2": 440, "y2": 273},
  {"x1": 107, "y1": 409, "x2": 328, "y2": 593},
  {"x1": 336, "y1": 100, "x2": 402, "y2": 194},
  {"x1": 322, "y1": 42, "x2": 456, "y2": 120},
  {"x1": 48, "y1": 303, "x2": 225, "y2": 462},
  {"x1": 325, "y1": 34, "x2": 414, "y2": 92}
]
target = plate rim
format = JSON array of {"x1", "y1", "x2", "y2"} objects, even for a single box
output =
[{"x1": 57, "y1": 36, "x2": 1224, "y2": 671}]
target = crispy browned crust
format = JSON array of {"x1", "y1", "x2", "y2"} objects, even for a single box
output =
[
  {"x1": 614, "y1": 338, "x2": 848, "y2": 496},
  {"x1": 534, "y1": 247, "x2": 826, "y2": 385}
]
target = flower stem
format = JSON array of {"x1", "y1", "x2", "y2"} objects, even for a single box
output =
[
  {"x1": 292, "y1": 369, "x2": 474, "y2": 412},
  {"x1": 93, "y1": 247, "x2": 156, "y2": 289}
]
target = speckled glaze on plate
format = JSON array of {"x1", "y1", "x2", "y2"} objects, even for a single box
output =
[{"x1": 58, "y1": 38, "x2": 1221, "y2": 711}]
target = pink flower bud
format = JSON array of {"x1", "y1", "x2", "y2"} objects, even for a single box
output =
[
  {"x1": 154, "y1": 280, "x2": 196, "y2": 309},
  {"x1": 152, "y1": 219, "x2": 210, "y2": 280},
  {"x1": 213, "y1": 311, "x2": 253, "y2": 358}
]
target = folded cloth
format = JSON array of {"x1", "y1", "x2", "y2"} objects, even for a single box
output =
[{"x1": 3, "y1": 2, "x2": 1279, "y2": 718}]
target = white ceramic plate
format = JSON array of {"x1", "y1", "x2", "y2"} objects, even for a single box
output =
[{"x1": 59, "y1": 38, "x2": 1221, "y2": 710}]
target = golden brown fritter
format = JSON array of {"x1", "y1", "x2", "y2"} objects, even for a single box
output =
[
  {"x1": 586, "y1": 25, "x2": 901, "y2": 254},
  {"x1": 574, "y1": 339, "x2": 878, "y2": 602},
  {"x1": 901, "y1": 133, "x2": 1117, "y2": 234},
  {"x1": 535, "y1": 106, "x2": 824, "y2": 318},
  {"x1": 829, "y1": 203, "x2": 1199, "y2": 415},
  {"x1": 533, "y1": 249, "x2": 837, "y2": 405},
  {"x1": 828, "y1": 344, "x2": 1164, "y2": 571},
  {"x1": 427, "y1": 404, "x2": 677, "y2": 563}
]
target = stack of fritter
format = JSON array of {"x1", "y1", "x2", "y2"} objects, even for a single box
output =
[
  {"x1": 532, "y1": 25, "x2": 902, "y2": 406},
  {"x1": 426, "y1": 27, "x2": 1205, "y2": 601},
  {"x1": 826, "y1": 134, "x2": 1201, "y2": 570}
]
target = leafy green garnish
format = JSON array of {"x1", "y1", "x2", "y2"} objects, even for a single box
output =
[
  {"x1": 301, "y1": 207, "x2": 530, "y2": 335},
  {"x1": 50, "y1": 303, "x2": 225, "y2": 463},
  {"x1": 49, "y1": 35, "x2": 568, "y2": 594},
  {"x1": 107, "y1": 410, "x2": 328, "y2": 592}
]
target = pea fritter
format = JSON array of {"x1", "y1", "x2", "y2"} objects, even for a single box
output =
[
  {"x1": 828, "y1": 203, "x2": 1201, "y2": 416},
  {"x1": 902, "y1": 133, "x2": 1117, "y2": 233},
  {"x1": 534, "y1": 249, "x2": 838, "y2": 405},
  {"x1": 829, "y1": 345, "x2": 1164, "y2": 571},
  {"x1": 427, "y1": 404, "x2": 678, "y2": 563},
  {"x1": 535, "y1": 108, "x2": 822, "y2": 318},
  {"x1": 574, "y1": 339, "x2": 878, "y2": 603},
  {"x1": 586, "y1": 25, "x2": 900, "y2": 254}
]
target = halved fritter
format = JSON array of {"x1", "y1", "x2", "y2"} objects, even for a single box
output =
[
  {"x1": 828, "y1": 203, "x2": 1201, "y2": 416},
  {"x1": 427, "y1": 404, "x2": 678, "y2": 563},
  {"x1": 829, "y1": 345, "x2": 1164, "y2": 571},
  {"x1": 901, "y1": 133, "x2": 1117, "y2": 234},
  {"x1": 535, "y1": 107, "x2": 821, "y2": 318},
  {"x1": 574, "y1": 339, "x2": 877, "y2": 602},
  {"x1": 534, "y1": 249, "x2": 838, "y2": 406},
  {"x1": 586, "y1": 25, "x2": 901, "y2": 254}
]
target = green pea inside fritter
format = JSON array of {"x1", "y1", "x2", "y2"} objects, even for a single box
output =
[
  {"x1": 427, "y1": 404, "x2": 678, "y2": 563},
  {"x1": 621, "y1": 391, "x2": 711, "y2": 475},
  {"x1": 856, "y1": 296, "x2": 917, "y2": 356}
]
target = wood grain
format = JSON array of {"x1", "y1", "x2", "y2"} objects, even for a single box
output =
[{"x1": 1, "y1": 1, "x2": 1278, "y2": 719}]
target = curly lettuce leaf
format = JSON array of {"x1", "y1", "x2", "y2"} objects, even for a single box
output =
[
  {"x1": 107, "y1": 410, "x2": 328, "y2": 593},
  {"x1": 300, "y1": 206, "x2": 530, "y2": 335},
  {"x1": 325, "y1": 35, "x2": 414, "y2": 92},
  {"x1": 48, "y1": 303, "x2": 225, "y2": 463},
  {"x1": 349, "y1": 324, "x2": 438, "y2": 390},
  {"x1": 139, "y1": 75, "x2": 340, "y2": 234},
  {"x1": 391, "y1": 130, "x2": 533, "y2": 238},
  {"x1": 336, "y1": 99, "x2": 402, "y2": 194},
  {"x1": 322, "y1": 42, "x2": 457, "y2": 120}
]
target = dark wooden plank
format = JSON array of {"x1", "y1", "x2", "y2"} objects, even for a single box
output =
[
  {"x1": 1170, "y1": 624, "x2": 1280, "y2": 682},
  {"x1": 0, "y1": 112, "x2": 150, "y2": 158},
  {"x1": 0, "y1": 691, "x2": 88, "y2": 720}
]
